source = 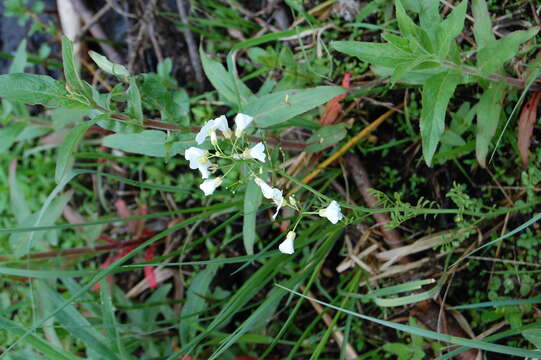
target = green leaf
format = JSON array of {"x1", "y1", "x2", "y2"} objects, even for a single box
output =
[
  {"x1": 244, "y1": 86, "x2": 346, "y2": 128},
  {"x1": 420, "y1": 70, "x2": 462, "y2": 165},
  {"x1": 8, "y1": 158, "x2": 30, "y2": 223},
  {"x1": 373, "y1": 64, "x2": 446, "y2": 85},
  {"x1": 395, "y1": 0, "x2": 421, "y2": 40},
  {"x1": 332, "y1": 41, "x2": 415, "y2": 68},
  {"x1": 243, "y1": 178, "x2": 262, "y2": 255},
  {"x1": 10, "y1": 191, "x2": 72, "y2": 258},
  {"x1": 477, "y1": 27, "x2": 539, "y2": 76},
  {"x1": 305, "y1": 124, "x2": 347, "y2": 152},
  {"x1": 472, "y1": 0, "x2": 495, "y2": 49},
  {"x1": 61, "y1": 36, "x2": 90, "y2": 98},
  {"x1": 37, "y1": 281, "x2": 118, "y2": 360},
  {"x1": 475, "y1": 82, "x2": 506, "y2": 167},
  {"x1": 89, "y1": 50, "x2": 130, "y2": 77},
  {"x1": 9, "y1": 39, "x2": 28, "y2": 73},
  {"x1": 55, "y1": 120, "x2": 96, "y2": 183},
  {"x1": 180, "y1": 263, "x2": 220, "y2": 346},
  {"x1": 522, "y1": 329, "x2": 541, "y2": 349},
  {"x1": 437, "y1": 0, "x2": 467, "y2": 58},
  {"x1": 0, "y1": 315, "x2": 83, "y2": 360},
  {"x1": 0, "y1": 73, "x2": 89, "y2": 108},
  {"x1": 0, "y1": 122, "x2": 26, "y2": 153},
  {"x1": 127, "y1": 77, "x2": 143, "y2": 123},
  {"x1": 200, "y1": 49, "x2": 252, "y2": 107},
  {"x1": 102, "y1": 130, "x2": 196, "y2": 157},
  {"x1": 394, "y1": 0, "x2": 433, "y2": 52},
  {"x1": 280, "y1": 285, "x2": 541, "y2": 359}
]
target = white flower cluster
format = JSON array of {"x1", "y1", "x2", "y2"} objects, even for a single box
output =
[{"x1": 183, "y1": 113, "x2": 344, "y2": 256}]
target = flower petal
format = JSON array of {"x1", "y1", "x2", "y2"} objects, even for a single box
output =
[
  {"x1": 278, "y1": 231, "x2": 296, "y2": 254},
  {"x1": 248, "y1": 142, "x2": 266, "y2": 162},
  {"x1": 234, "y1": 113, "x2": 254, "y2": 137},
  {"x1": 318, "y1": 200, "x2": 343, "y2": 224},
  {"x1": 200, "y1": 177, "x2": 222, "y2": 196}
]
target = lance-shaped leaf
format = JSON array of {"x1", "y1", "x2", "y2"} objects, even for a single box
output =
[
  {"x1": 244, "y1": 86, "x2": 346, "y2": 128},
  {"x1": 0, "y1": 73, "x2": 89, "y2": 108},
  {"x1": 332, "y1": 41, "x2": 415, "y2": 68},
  {"x1": 89, "y1": 50, "x2": 130, "y2": 78},
  {"x1": 475, "y1": 82, "x2": 507, "y2": 167},
  {"x1": 420, "y1": 70, "x2": 462, "y2": 166}
]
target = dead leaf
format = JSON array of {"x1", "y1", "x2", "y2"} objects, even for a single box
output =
[
  {"x1": 320, "y1": 72, "x2": 351, "y2": 125},
  {"x1": 518, "y1": 91, "x2": 541, "y2": 166}
]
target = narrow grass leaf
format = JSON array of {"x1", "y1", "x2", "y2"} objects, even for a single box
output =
[
  {"x1": 180, "y1": 263, "x2": 220, "y2": 346},
  {"x1": 0, "y1": 315, "x2": 83, "y2": 360},
  {"x1": 279, "y1": 286, "x2": 541, "y2": 358},
  {"x1": 37, "y1": 281, "x2": 118, "y2": 360}
]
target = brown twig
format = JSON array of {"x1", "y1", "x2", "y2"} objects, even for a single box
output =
[
  {"x1": 70, "y1": 0, "x2": 123, "y2": 63},
  {"x1": 344, "y1": 154, "x2": 404, "y2": 249},
  {"x1": 175, "y1": 0, "x2": 205, "y2": 91}
]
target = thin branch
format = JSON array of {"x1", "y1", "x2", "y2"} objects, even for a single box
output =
[{"x1": 175, "y1": 0, "x2": 205, "y2": 90}]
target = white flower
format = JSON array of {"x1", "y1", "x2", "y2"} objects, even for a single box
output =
[
  {"x1": 184, "y1": 147, "x2": 211, "y2": 179},
  {"x1": 196, "y1": 115, "x2": 232, "y2": 145},
  {"x1": 241, "y1": 142, "x2": 266, "y2": 162},
  {"x1": 254, "y1": 177, "x2": 284, "y2": 220},
  {"x1": 199, "y1": 177, "x2": 222, "y2": 196},
  {"x1": 318, "y1": 200, "x2": 343, "y2": 224},
  {"x1": 234, "y1": 113, "x2": 254, "y2": 137},
  {"x1": 279, "y1": 231, "x2": 296, "y2": 254}
]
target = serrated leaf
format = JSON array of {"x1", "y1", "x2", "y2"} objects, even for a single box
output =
[
  {"x1": 244, "y1": 86, "x2": 346, "y2": 128},
  {"x1": 472, "y1": 0, "x2": 495, "y2": 49},
  {"x1": 180, "y1": 263, "x2": 219, "y2": 346},
  {"x1": 395, "y1": 0, "x2": 433, "y2": 52},
  {"x1": 332, "y1": 41, "x2": 415, "y2": 68},
  {"x1": 102, "y1": 130, "x2": 196, "y2": 157},
  {"x1": 477, "y1": 27, "x2": 539, "y2": 76},
  {"x1": 475, "y1": 82, "x2": 506, "y2": 167},
  {"x1": 437, "y1": 0, "x2": 467, "y2": 58},
  {"x1": 127, "y1": 77, "x2": 143, "y2": 123},
  {"x1": 89, "y1": 50, "x2": 130, "y2": 78},
  {"x1": 305, "y1": 124, "x2": 347, "y2": 152},
  {"x1": 55, "y1": 120, "x2": 96, "y2": 183},
  {"x1": 200, "y1": 49, "x2": 252, "y2": 108},
  {"x1": 420, "y1": 70, "x2": 462, "y2": 166},
  {"x1": 243, "y1": 178, "x2": 262, "y2": 255},
  {"x1": 0, "y1": 73, "x2": 89, "y2": 108}
]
